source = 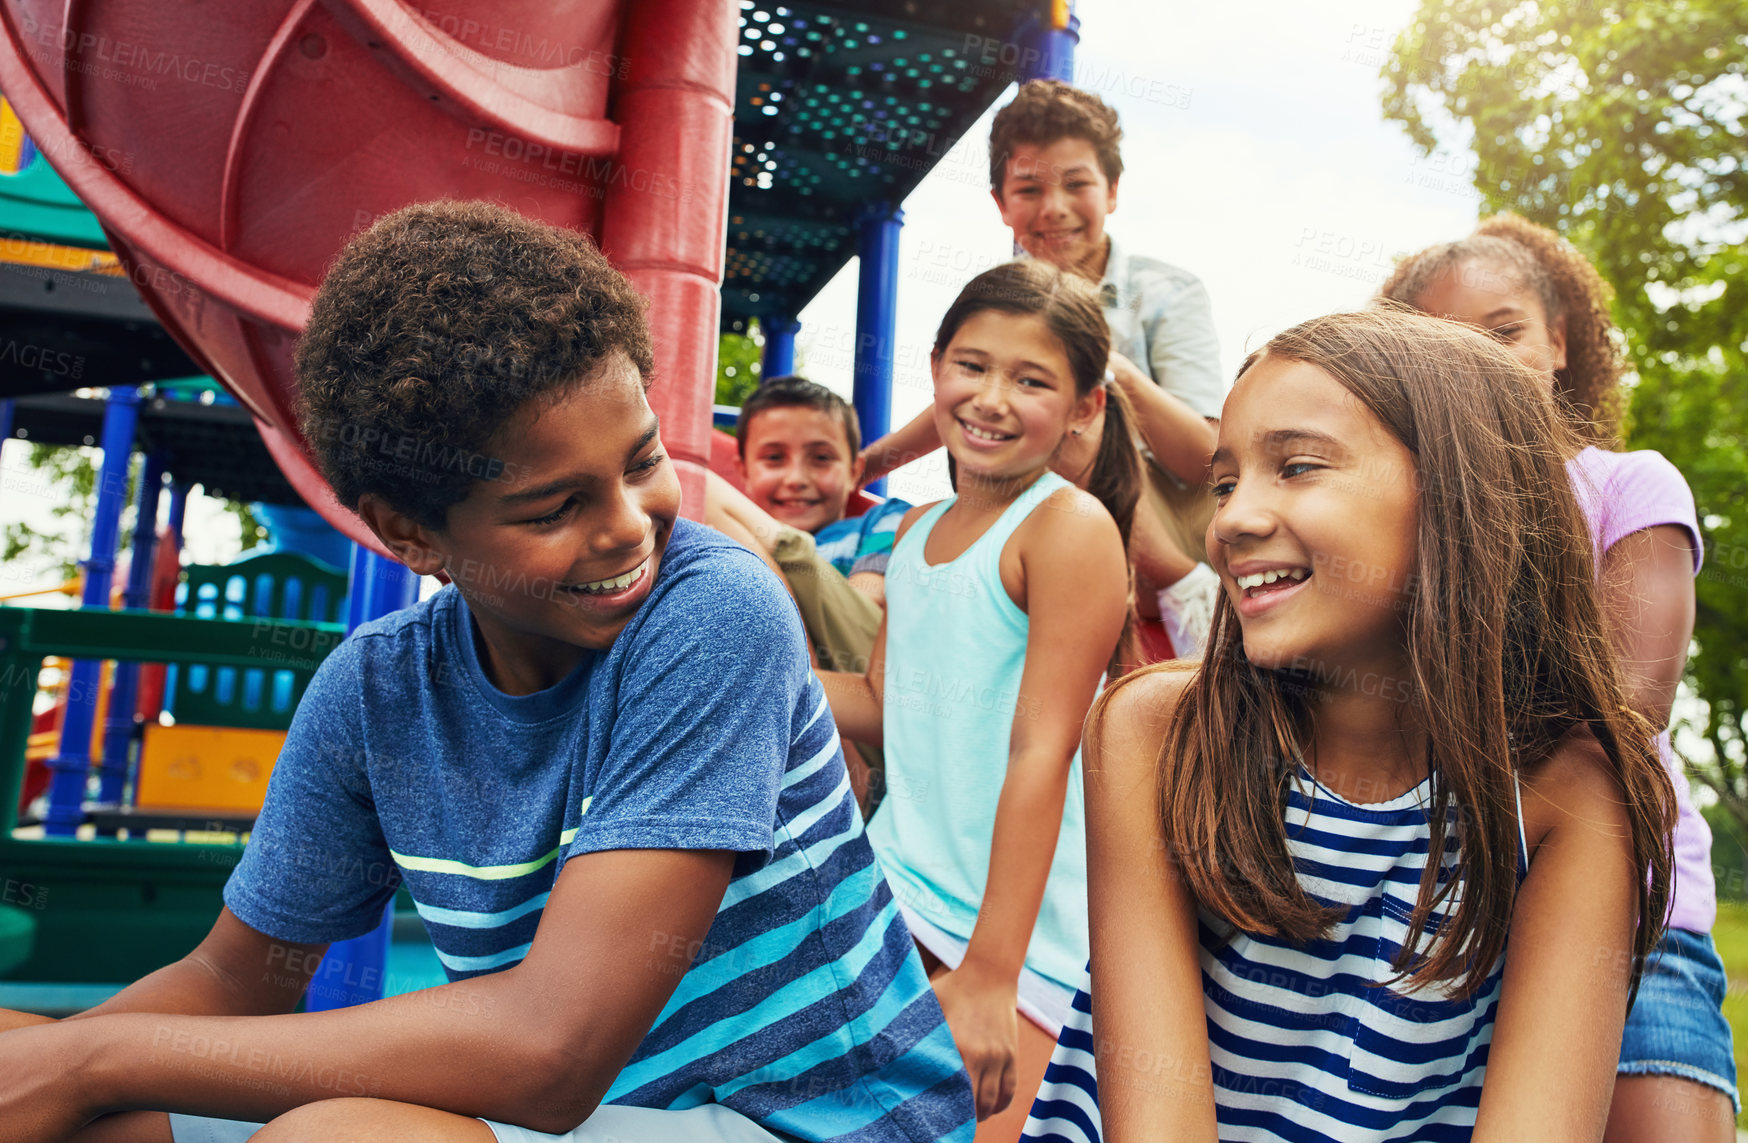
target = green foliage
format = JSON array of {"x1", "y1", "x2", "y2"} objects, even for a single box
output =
[
  {"x1": 715, "y1": 319, "x2": 766, "y2": 416},
  {"x1": 2, "y1": 444, "x2": 117, "y2": 581},
  {"x1": 1384, "y1": 0, "x2": 1748, "y2": 829},
  {"x1": 227, "y1": 500, "x2": 267, "y2": 553},
  {"x1": 1, "y1": 441, "x2": 266, "y2": 582}
]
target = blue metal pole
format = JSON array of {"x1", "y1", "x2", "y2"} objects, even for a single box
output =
[
  {"x1": 854, "y1": 205, "x2": 903, "y2": 495},
  {"x1": 0, "y1": 399, "x2": 14, "y2": 449},
  {"x1": 44, "y1": 388, "x2": 141, "y2": 836},
  {"x1": 1019, "y1": 12, "x2": 1079, "y2": 83},
  {"x1": 306, "y1": 899, "x2": 394, "y2": 1011},
  {"x1": 141, "y1": 481, "x2": 191, "y2": 731},
  {"x1": 346, "y1": 546, "x2": 420, "y2": 629},
  {"x1": 761, "y1": 316, "x2": 799, "y2": 380},
  {"x1": 166, "y1": 482, "x2": 189, "y2": 552},
  {"x1": 305, "y1": 543, "x2": 420, "y2": 1011},
  {"x1": 98, "y1": 452, "x2": 167, "y2": 806}
]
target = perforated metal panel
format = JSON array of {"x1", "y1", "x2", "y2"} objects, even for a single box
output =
[{"x1": 722, "y1": 0, "x2": 1042, "y2": 327}]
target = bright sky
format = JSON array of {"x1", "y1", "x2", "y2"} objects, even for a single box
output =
[
  {"x1": 0, "y1": 0, "x2": 1481, "y2": 589},
  {"x1": 796, "y1": 0, "x2": 1481, "y2": 504}
]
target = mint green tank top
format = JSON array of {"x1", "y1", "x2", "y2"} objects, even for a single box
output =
[{"x1": 866, "y1": 470, "x2": 1089, "y2": 996}]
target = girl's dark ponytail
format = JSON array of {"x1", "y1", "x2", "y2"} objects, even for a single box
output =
[{"x1": 1086, "y1": 377, "x2": 1140, "y2": 549}]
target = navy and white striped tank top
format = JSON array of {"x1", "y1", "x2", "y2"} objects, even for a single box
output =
[{"x1": 1023, "y1": 766, "x2": 1527, "y2": 1142}]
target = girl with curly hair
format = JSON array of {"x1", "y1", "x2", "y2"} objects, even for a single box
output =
[{"x1": 1379, "y1": 214, "x2": 1734, "y2": 1142}]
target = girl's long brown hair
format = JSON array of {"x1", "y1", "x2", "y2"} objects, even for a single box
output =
[
  {"x1": 1377, "y1": 213, "x2": 1624, "y2": 446},
  {"x1": 932, "y1": 259, "x2": 1141, "y2": 546},
  {"x1": 1102, "y1": 309, "x2": 1673, "y2": 998}
]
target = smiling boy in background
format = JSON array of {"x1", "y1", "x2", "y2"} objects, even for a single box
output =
[
  {"x1": 859, "y1": 80, "x2": 1222, "y2": 659},
  {"x1": 706, "y1": 375, "x2": 909, "y2": 812}
]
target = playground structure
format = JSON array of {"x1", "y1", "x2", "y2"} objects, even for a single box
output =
[{"x1": 0, "y1": 0, "x2": 1078, "y2": 1004}]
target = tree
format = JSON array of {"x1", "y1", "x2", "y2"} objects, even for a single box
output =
[
  {"x1": 2, "y1": 441, "x2": 264, "y2": 591},
  {"x1": 1383, "y1": 1, "x2": 1748, "y2": 831},
  {"x1": 716, "y1": 320, "x2": 766, "y2": 414}
]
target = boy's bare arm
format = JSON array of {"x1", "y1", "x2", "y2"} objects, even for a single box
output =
[
  {"x1": 703, "y1": 469, "x2": 788, "y2": 556},
  {"x1": 1106, "y1": 351, "x2": 1216, "y2": 486},
  {"x1": 942, "y1": 489, "x2": 1127, "y2": 1120},
  {"x1": 858, "y1": 408, "x2": 942, "y2": 487},
  {"x1": 0, "y1": 849, "x2": 734, "y2": 1141},
  {"x1": 85, "y1": 910, "x2": 326, "y2": 1023},
  {"x1": 0, "y1": 910, "x2": 324, "y2": 1038}
]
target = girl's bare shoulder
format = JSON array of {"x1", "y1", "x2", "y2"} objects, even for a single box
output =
[
  {"x1": 1087, "y1": 664, "x2": 1200, "y2": 786},
  {"x1": 1518, "y1": 723, "x2": 1634, "y2": 855},
  {"x1": 1013, "y1": 485, "x2": 1123, "y2": 571}
]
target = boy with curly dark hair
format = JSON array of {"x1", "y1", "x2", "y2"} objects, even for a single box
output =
[
  {"x1": 859, "y1": 80, "x2": 1225, "y2": 663},
  {"x1": 0, "y1": 201, "x2": 973, "y2": 1143}
]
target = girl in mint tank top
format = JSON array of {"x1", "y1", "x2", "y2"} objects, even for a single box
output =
[
  {"x1": 819, "y1": 260, "x2": 1140, "y2": 1133},
  {"x1": 1382, "y1": 215, "x2": 1737, "y2": 1137}
]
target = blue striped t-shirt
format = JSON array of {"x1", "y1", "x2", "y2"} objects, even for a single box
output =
[
  {"x1": 225, "y1": 519, "x2": 973, "y2": 1142},
  {"x1": 814, "y1": 497, "x2": 911, "y2": 577}
]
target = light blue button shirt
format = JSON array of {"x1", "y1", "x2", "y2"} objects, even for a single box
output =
[{"x1": 1098, "y1": 232, "x2": 1225, "y2": 418}]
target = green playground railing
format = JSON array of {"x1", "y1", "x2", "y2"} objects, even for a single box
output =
[{"x1": 0, "y1": 605, "x2": 344, "y2": 982}]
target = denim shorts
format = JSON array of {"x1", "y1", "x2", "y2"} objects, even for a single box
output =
[{"x1": 1619, "y1": 926, "x2": 1740, "y2": 1111}]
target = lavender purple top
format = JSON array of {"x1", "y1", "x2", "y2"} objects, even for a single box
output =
[{"x1": 1567, "y1": 446, "x2": 1713, "y2": 933}]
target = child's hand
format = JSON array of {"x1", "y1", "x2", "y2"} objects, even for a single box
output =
[
  {"x1": 1106, "y1": 349, "x2": 1149, "y2": 395},
  {"x1": 931, "y1": 962, "x2": 1019, "y2": 1120}
]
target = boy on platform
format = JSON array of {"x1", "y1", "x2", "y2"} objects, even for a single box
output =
[
  {"x1": 0, "y1": 202, "x2": 973, "y2": 1143},
  {"x1": 859, "y1": 80, "x2": 1222, "y2": 659}
]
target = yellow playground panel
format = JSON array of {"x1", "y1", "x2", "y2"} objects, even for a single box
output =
[{"x1": 133, "y1": 724, "x2": 284, "y2": 814}]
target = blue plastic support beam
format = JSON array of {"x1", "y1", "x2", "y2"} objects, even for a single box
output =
[
  {"x1": 761, "y1": 316, "x2": 800, "y2": 380},
  {"x1": 304, "y1": 544, "x2": 420, "y2": 1011},
  {"x1": 44, "y1": 387, "x2": 141, "y2": 836},
  {"x1": 1018, "y1": 12, "x2": 1079, "y2": 82},
  {"x1": 165, "y1": 482, "x2": 189, "y2": 552},
  {"x1": 854, "y1": 205, "x2": 903, "y2": 495},
  {"x1": 98, "y1": 451, "x2": 167, "y2": 807}
]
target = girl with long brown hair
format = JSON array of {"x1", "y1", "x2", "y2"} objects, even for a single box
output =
[
  {"x1": 821, "y1": 259, "x2": 1138, "y2": 1139},
  {"x1": 1023, "y1": 309, "x2": 1674, "y2": 1141},
  {"x1": 1381, "y1": 215, "x2": 1733, "y2": 1140}
]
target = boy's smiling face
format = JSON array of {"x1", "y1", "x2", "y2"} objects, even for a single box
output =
[
  {"x1": 737, "y1": 405, "x2": 861, "y2": 534},
  {"x1": 363, "y1": 354, "x2": 681, "y2": 693},
  {"x1": 994, "y1": 136, "x2": 1118, "y2": 278}
]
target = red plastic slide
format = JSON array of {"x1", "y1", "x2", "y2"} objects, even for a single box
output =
[{"x1": 0, "y1": 0, "x2": 734, "y2": 541}]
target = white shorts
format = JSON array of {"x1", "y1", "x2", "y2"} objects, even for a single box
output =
[
  {"x1": 897, "y1": 900, "x2": 1074, "y2": 1037},
  {"x1": 170, "y1": 1103, "x2": 794, "y2": 1143}
]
